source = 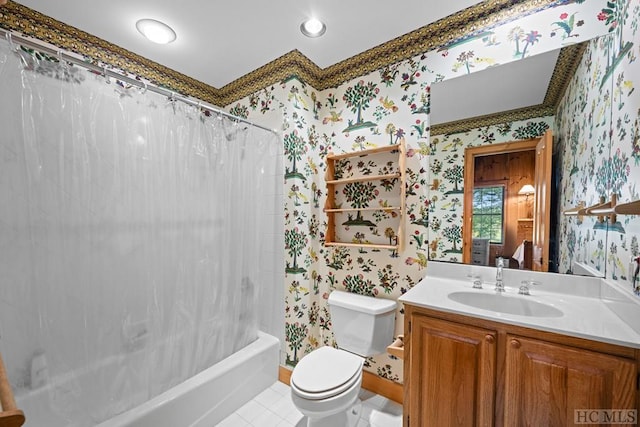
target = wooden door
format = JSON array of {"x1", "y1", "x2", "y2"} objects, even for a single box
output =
[
  {"x1": 462, "y1": 139, "x2": 540, "y2": 265},
  {"x1": 504, "y1": 335, "x2": 637, "y2": 427},
  {"x1": 408, "y1": 315, "x2": 496, "y2": 427},
  {"x1": 532, "y1": 130, "x2": 552, "y2": 271}
]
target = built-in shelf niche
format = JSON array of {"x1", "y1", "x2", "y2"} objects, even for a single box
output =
[{"x1": 324, "y1": 140, "x2": 406, "y2": 251}]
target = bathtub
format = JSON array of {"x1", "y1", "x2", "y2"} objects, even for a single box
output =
[
  {"x1": 572, "y1": 260, "x2": 602, "y2": 277},
  {"x1": 17, "y1": 332, "x2": 280, "y2": 427}
]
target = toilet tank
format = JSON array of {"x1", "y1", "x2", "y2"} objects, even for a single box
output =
[{"x1": 328, "y1": 290, "x2": 396, "y2": 357}]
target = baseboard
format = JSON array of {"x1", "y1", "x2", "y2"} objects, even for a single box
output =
[
  {"x1": 361, "y1": 370, "x2": 403, "y2": 404},
  {"x1": 278, "y1": 365, "x2": 403, "y2": 404},
  {"x1": 278, "y1": 365, "x2": 292, "y2": 385}
]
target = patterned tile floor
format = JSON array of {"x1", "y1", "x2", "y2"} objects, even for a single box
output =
[{"x1": 216, "y1": 380, "x2": 402, "y2": 427}]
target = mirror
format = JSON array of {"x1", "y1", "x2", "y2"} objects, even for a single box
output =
[
  {"x1": 426, "y1": 35, "x2": 614, "y2": 277},
  {"x1": 461, "y1": 134, "x2": 551, "y2": 271}
]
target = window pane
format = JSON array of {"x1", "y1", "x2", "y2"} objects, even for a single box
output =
[{"x1": 472, "y1": 185, "x2": 504, "y2": 244}]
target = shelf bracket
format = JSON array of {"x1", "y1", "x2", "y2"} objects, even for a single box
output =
[
  {"x1": 563, "y1": 201, "x2": 586, "y2": 223},
  {"x1": 585, "y1": 194, "x2": 617, "y2": 224}
]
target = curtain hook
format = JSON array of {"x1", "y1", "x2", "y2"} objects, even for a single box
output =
[
  {"x1": 6, "y1": 32, "x2": 15, "y2": 51},
  {"x1": 103, "y1": 66, "x2": 111, "y2": 84},
  {"x1": 140, "y1": 81, "x2": 147, "y2": 95},
  {"x1": 57, "y1": 50, "x2": 67, "y2": 70}
]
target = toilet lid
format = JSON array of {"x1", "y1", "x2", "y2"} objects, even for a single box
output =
[{"x1": 291, "y1": 347, "x2": 363, "y2": 398}]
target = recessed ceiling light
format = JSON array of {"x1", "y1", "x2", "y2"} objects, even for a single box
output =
[
  {"x1": 136, "y1": 19, "x2": 177, "y2": 44},
  {"x1": 300, "y1": 18, "x2": 326, "y2": 38}
]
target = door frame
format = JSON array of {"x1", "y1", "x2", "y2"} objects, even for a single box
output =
[
  {"x1": 532, "y1": 130, "x2": 553, "y2": 271},
  {"x1": 462, "y1": 138, "x2": 541, "y2": 264}
]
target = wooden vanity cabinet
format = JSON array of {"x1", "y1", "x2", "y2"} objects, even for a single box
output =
[
  {"x1": 407, "y1": 315, "x2": 496, "y2": 426},
  {"x1": 403, "y1": 305, "x2": 640, "y2": 427},
  {"x1": 504, "y1": 335, "x2": 637, "y2": 426}
]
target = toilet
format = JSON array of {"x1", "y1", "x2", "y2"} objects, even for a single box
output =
[{"x1": 290, "y1": 290, "x2": 397, "y2": 427}]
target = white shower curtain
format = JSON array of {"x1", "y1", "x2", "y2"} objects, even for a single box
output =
[{"x1": 0, "y1": 38, "x2": 282, "y2": 425}]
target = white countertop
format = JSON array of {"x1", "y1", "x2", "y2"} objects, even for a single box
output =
[{"x1": 399, "y1": 261, "x2": 640, "y2": 349}]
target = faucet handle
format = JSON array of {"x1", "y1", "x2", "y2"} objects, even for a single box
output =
[{"x1": 518, "y1": 280, "x2": 531, "y2": 295}]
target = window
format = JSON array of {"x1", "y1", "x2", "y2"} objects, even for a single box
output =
[{"x1": 472, "y1": 186, "x2": 504, "y2": 244}]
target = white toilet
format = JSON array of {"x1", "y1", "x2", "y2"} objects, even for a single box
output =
[{"x1": 290, "y1": 290, "x2": 397, "y2": 427}]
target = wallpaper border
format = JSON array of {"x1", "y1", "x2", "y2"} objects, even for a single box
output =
[{"x1": 0, "y1": 0, "x2": 557, "y2": 106}]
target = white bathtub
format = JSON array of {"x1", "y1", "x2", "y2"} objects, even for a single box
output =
[
  {"x1": 572, "y1": 260, "x2": 603, "y2": 277},
  {"x1": 17, "y1": 332, "x2": 280, "y2": 427}
]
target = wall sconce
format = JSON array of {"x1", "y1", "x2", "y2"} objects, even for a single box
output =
[
  {"x1": 518, "y1": 184, "x2": 535, "y2": 218},
  {"x1": 518, "y1": 184, "x2": 535, "y2": 200}
]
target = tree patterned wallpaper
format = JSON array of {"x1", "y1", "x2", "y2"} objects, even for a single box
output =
[
  {"x1": 557, "y1": 0, "x2": 640, "y2": 281},
  {"x1": 226, "y1": 0, "x2": 636, "y2": 384}
]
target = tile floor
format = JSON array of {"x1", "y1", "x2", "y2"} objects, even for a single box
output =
[{"x1": 216, "y1": 380, "x2": 403, "y2": 427}]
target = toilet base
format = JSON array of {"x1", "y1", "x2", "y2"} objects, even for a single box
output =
[{"x1": 306, "y1": 399, "x2": 362, "y2": 427}]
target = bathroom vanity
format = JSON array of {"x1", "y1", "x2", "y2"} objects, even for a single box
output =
[{"x1": 399, "y1": 261, "x2": 640, "y2": 427}]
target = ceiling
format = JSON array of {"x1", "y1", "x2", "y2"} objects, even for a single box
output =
[
  {"x1": 430, "y1": 49, "x2": 560, "y2": 125},
  {"x1": 5, "y1": 0, "x2": 566, "y2": 125},
  {"x1": 14, "y1": 0, "x2": 487, "y2": 89}
]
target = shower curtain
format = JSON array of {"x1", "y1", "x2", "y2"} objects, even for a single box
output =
[{"x1": 0, "y1": 37, "x2": 282, "y2": 425}]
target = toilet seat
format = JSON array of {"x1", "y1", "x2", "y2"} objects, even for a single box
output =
[{"x1": 291, "y1": 346, "x2": 363, "y2": 400}]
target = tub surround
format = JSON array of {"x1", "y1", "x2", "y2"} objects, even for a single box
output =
[
  {"x1": 15, "y1": 333, "x2": 279, "y2": 427},
  {"x1": 400, "y1": 261, "x2": 640, "y2": 349},
  {"x1": 95, "y1": 332, "x2": 279, "y2": 427}
]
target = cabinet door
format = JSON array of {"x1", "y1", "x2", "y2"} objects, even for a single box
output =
[
  {"x1": 409, "y1": 315, "x2": 496, "y2": 427},
  {"x1": 504, "y1": 335, "x2": 637, "y2": 427}
]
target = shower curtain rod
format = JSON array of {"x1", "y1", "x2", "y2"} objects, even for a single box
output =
[{"x1": 0, "y1": 27, "x2": 278, "y2": 135}]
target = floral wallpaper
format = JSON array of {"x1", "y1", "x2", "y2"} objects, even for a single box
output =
[
  {"x1": 555, "y1": 35, "x2": 614, "y2": 274},
  {"x1": 557, "y1": 0, "x2": 640, "y2": 284},
  {"x1": 226, "y1": 0, "x2": 620, "y2": 384},
  {"x1": 603, "y1": 0, "x2": 640, "y2": 286}
]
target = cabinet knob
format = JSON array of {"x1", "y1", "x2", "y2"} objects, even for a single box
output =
[
  {"x1": 510, "y1": 339, "x2": 521, "y2": 349},
  {"x1": 485, "y1": 334, "x2": 495, "y2": 344}
]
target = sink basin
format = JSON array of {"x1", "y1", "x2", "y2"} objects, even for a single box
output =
[{"x1": 448, "y1": 291, "x2": 563, "y2": 317}]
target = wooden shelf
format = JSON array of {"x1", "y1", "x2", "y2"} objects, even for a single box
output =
[
  {"x1": 327, "y1": 143, "x2": 401, "y2": 160},
  {"x1": 324, "y1": 140, "x2": 406, "y2": 251},
  {"x1": 584, "y1": 198, "x2": 614, "y2": 215},
  {"x1": 324, "y1": 242, "x2": 399, "y2": 250},
  {"x1": 517, "y1": 218, "x2": 534, "y2": 222},
  {"x1": 387, "y1": 335, "x2": 404, "y2": 359},
  {"x1": 324, "y1": 206, "x2": 401, "y2": 213},
  {"x1": 560, "y1": 195, "x2": 640, "y2": 222},
  {"x1": 326, "y1": 173, "x2": 401, "y2": 186},
  {"x1": 563, "y1": 208, "x2": 583, "y2": 216}
]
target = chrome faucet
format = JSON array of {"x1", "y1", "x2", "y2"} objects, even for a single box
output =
[
  {"x1": 495, "y1": 257, "x2": 505, "y2": 292},
  {"x1": 519, "y1": 280, "x2": 539, "y2": 295}
]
